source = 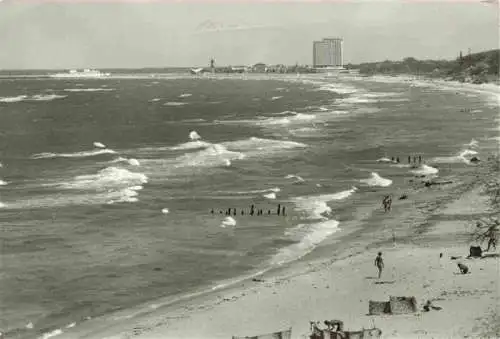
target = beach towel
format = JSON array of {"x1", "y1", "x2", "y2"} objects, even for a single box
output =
[
  {"x1": 389, "y1": 296, "x2": 417, "y2": 314},
  {"x1": 232, "y1": 327, "x2": 292, "y2": 339},
  {"x1": 368, "y1": 301, "x2": 390, "y2": 315}
]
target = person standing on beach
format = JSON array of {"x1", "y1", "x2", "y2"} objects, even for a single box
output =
[{"x1": 375, "y1": 252, "x2": 384, "y2": 279}]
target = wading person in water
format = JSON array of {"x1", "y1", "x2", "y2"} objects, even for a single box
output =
[{"x1": 375, "y1": 252, "x2": 384, "y2": 279}]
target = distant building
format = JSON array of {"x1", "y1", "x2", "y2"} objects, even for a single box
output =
[
  {"x1": 313, "y1": 38, "x2": 344, "y2": 68},
  {"x1": 252, "y1": 63, "x2": 267, "y2": 73}
]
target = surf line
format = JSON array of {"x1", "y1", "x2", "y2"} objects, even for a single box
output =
[{"x1": 210, "y1": 204, "x2": 287, "y2": 216}]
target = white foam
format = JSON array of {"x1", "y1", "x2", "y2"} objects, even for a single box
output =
[
  {"x1": 256, "y1": 113, "x2": 316, "y2": 126},
  {"x1": 291, "y1": 187, "x2": 357, "y2": 220},
  {"x1": 222, "y1": 187, "x2": 280, "y2": 195},
  {"x1": 161, "y1": 208, "x2": 169, "y2": 214},
  {"x1": 93, "y1": 142, "x2": 106, "y2": 148},
  {"x1": 270, "y1": 219, "x2": 340, "y2": 266},
  {"x1": 39, "y1": 328, "x2": 63, "y2": 339},
  {"x1": 431, "y1": 149, "x2": 479, "y2": 164},
  {"x1": 221, "y1": 216, "x2": 236, "y2": 228},
  {"x1": 32, "y1": 148, "x2": 116, "y2": 159},
  {"x1": 59, "y1": 167, "x2": 147, "y2": 191},
  {"x1": 127, "y1": 158, "x2": 140, "y2": 166},
  {"x1": 164, "y1": 101, "x2": 187, "y2": 106},
  {"x1": 376, "y1": 157, "x2": 394, "y2": 163},
  {"x1": 170, "y1": 140, "x2": 211, "y2": 151},
  {"x1": 0, "y1": 179, "x2": 7, "y2": 186},
  {"x1": 189, "y1": 131, "x2": 201, "y2": 141},
  {"x1": 411, "y1": 164, "x2": 439, "y2": 177},
  {"x1": 179, "y1": 93, "x2": 192, "y2": 98},
  {"x1": 31, "y1": 94, "x2": 67, "y2": 101},
  {"x1": 317, "y1": 83, "x2": 358, "y2": 94},
  {"x1": 64, "y1": 88, "x2": 114, "y2": 92},
  {"x1": 360, "y1": 172, "x2": 392, "y2": 187},
  {"x1": 465, "y1": 139, "x2": 479, "y2": 148},
  {"x1": 26, "y1": 322, "x2": 34, "y2": 329},
  {"x1": 271, "y1": 96, "x2": 283, "y2": 100},
  {"x1": 174, "y1": 144, "x2": 245, "y2": 168},
  {"x1": 150, "y1": 98, "x2": 161, "y2": 102},
  {"x1": 223, "y1": 137, "x2": 306, "y2": 155},
  {"x1": 65, "y1": 323, "x2": 76, "y2": 329},
  {"x1": 263, "y1": 192, "x2": 277, "y2": 199},
  {"x1": 0, "y1": 95, "x2": 28, "y2": 103},
  {"x1": 285, "y1": 174, "x2": 305, "y2": 183}
]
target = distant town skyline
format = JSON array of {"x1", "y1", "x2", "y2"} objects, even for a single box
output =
[{"x1": 0, "y1": 1, "x2": 498, "y2": 69}]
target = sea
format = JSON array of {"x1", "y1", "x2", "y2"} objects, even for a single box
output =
[{"x1": 0, "y1": 73, "x2": 498, "y2": 339}]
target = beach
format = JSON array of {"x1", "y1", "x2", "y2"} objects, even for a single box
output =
[
  {"x1": 45, "y1": 76, "x2": 500, "y2": 339},
  {"x1": 1, "y1": 73, "x2": 498, "y2": 339}
]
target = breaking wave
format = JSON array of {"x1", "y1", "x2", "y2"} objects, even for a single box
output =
[
  {"x1": 164, "y1": 102, "x2": 187, "y2": 106},
  {"x1": 32, "y1": 148, "x2": 116, "y2": 159},
  {"x1": 263, "y1": 192, "x2": 277, "y2": 199},
  {"x1": 360, "y1": 172, "x2": 392, "y2": 187},
  {"x1": 291, "y1": 187, "x2": 357, "y2": 220},
  {"x1": 285, "y1": 174, "x2": 305, "y2": 183},
  {"x1": 221, "y1": 216, "x2": 237, "y2": 228},
  {"x1": 411, "y1": 164, "x2": 439, "y2": 177},
  {"x1": 270, "y1": 219, "x2": 340, "y2": 266},
  {"x1": 179, "y1": 93, "x2": 192, "y2": 98},
  {"x1": 430, "y1": 149, "x2": 479, "y2": 164},
  {"x1": 64, "y1": 88, "x2": 114, "y2": 92},
  {"x1": 0, "y1": 94, "x2": 66, "y2": 102}
]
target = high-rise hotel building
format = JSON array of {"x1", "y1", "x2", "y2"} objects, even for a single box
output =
[{"x1": 313, "y1": 38, "x2": 344, "y2": 68}]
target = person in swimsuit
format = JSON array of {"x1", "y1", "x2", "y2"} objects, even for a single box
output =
[{"x1": 375, "y1": 252, "x2": 384, "y2": 279}]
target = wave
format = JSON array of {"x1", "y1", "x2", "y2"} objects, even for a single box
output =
[
  {"x1": 169, "y1": 140, "x2": 211, "y2": 151},
  {"x1": 271, "y1": 96, "x2": 283, "y2": 101},
  {"x1": 430, "y1": 149, "x2": 479, "y2": 164},
  {"x1": 64, "y1": 88, "x2": 114, "y2": 92},
  {"x1": 173, "y1": 144, "x2": 245, "y2": 168},
  {"x1": 464, "y1": 139, "x2": 479, "y2": 148},
  {"x1": 0, "y1": 94, "x2": 66, "y2": 102},
  {"x1": 285, "y1": 174, "x2": 305, "y2": 183},
  {"x1": 376, "y1": 157, "x2": 396, "y2": 163},
  {"x1": 360, "y1": 172, "x2": 392, "y2": 187},
  {"x1": 93, "y1": 142, "x2": 106, "y2": 148},
  {"x1": 161, "y1": 208, "x2": 169, "y2": 214},
  {"x1": 219, "y1": 187, "x2": 280, "y2": 195},
  {"x1": 110, "y1": 157, "x2": 141, "y2": 166},
  {"x1": 221, "y1": 216, "x2": 236, "y2": 228},
  {"x1": 255, "y1": 112, "x2": 316, "y2": 126},
  {"x1": 411, "y1": 164, "x2": 439, "y2": 177},
  {"x1": 291, "y1": 187, "x2": 357, "y2": 220},
  {"x1": 150, "y1": 98, "x2": 161, "y2": 102},
  {"x1": 32, "y1": 148, "x2": 116, "y2": 159},
  {"x1": 317, "y1": 83, "x2": 359, "y2": 94},
  {"x1": 270, "y1": 219, "x2": 340, "y2": 266},
  {"x1": 164, "y1": 102, "x2": 187, "y2": 106},
  {"x1": 223, "y1": 137, "x2": 307, "y2": 155},
  {"x1": 31, "y1": 94, "x2": 67, "y2": 101},
  {"x1": 189, "y1": 131, "x2": 201, "y2": 141},
  {"x1": 263, "y1": 192, "x2": 277, "y2": 199},
  {"x1": 0, "y1": 179, "x2": 7, "y2": 186},
  {"x1": 179, "y1": 93, "x2": 192, "y2": 98}
]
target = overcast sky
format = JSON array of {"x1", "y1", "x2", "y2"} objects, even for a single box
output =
[{"x1": 0, "y1": 1, "x2": 498, "y2": 69}]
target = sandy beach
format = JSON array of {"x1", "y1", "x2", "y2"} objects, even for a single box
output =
[{"x1": 52, "y1": 77, "x2": 500, "y2": 339}]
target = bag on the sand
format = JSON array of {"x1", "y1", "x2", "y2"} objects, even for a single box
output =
[
  {"x1": 232, "y1": 327, "x2": 292, "y2": 339},
  {"x1": 468, "y1": 246, "x2": 482, "y2": 258}
]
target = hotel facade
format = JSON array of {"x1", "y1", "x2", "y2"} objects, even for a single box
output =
[{"x1": 313, "y1": 38, "x2": 344, "y2": 68}]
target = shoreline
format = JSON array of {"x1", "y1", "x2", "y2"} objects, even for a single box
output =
[
  {"x1": 56, "y1": 154, "x2": 499, "y2": 339},
  {"x1": 35, "y1": 73, "x2": 500, "y2": 339}
]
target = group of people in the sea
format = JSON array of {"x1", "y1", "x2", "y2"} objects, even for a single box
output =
[
  {"x1": 387, "y1": 155, "x2": 424, "y2": 165},
  {"x1": 211, "y1": 204, "x2": 286, "y2": 216}
]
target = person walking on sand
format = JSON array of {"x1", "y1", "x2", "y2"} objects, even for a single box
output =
[
  {"x1": 485, "y1": 223, "x2": 498, "y2": 252},
  {"x1": 375, "y1": 252, "x2": 384, "y2": 279}
]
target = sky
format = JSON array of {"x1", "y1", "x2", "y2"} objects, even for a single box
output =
[{"x1": 0, "y1": 0, "x2": 498, "y2": 69}]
